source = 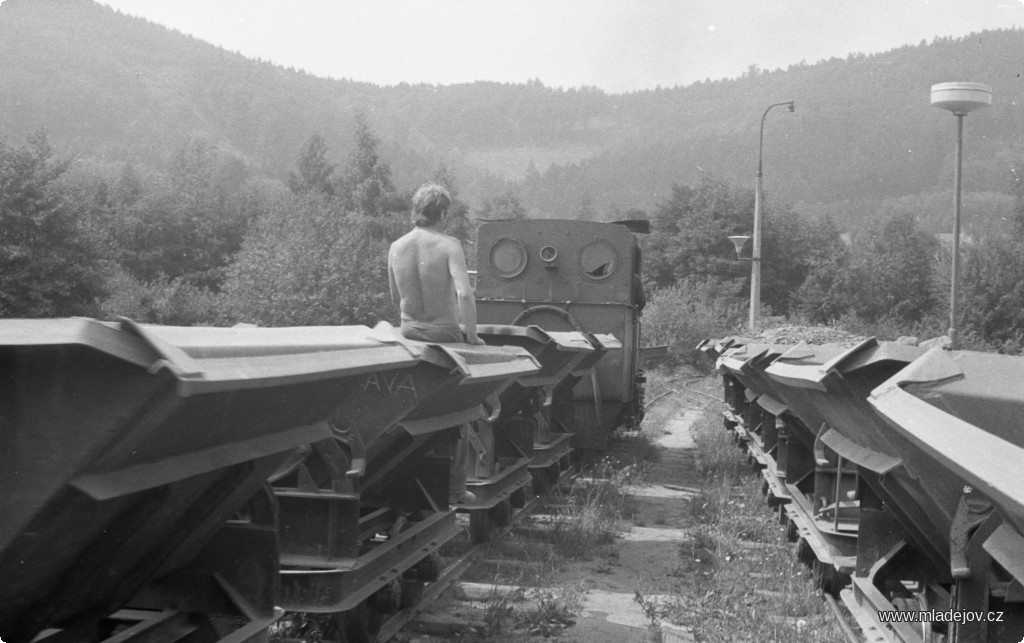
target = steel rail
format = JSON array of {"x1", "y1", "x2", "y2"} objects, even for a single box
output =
[
  {"x1": 681, "y1": 375, "x2": 726, "y2": 405},
  {"x1": 823, "y1": 592, "x2": 862, "y2": 643},
  {"x1": 644, "y1": 375, "x2": 722, "y2": 410},
  {"x1": 377, "y1": 467, "x2": 576, "y2": 642}
]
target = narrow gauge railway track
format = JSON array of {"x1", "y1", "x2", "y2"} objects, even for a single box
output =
[
  {"x1": 271, "y1": 466, "x2": 576, "y2": 643},
  {"x1": 644, "y1": 373, "x2": 721, "y2": 410},
  {"x1": 680, "y1": 374, "x2": 726, "y2": 406},
  {"x1": 727, "y1": 417, "x2": 866, "y2": 643},
  {"x1": 679, "y1": 368, "x2": 865, "y2": 643},
  {"x1": 378, "y1": 470, "x2": 574, "y2": 642}
]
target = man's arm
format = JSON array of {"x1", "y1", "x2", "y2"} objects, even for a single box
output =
[
  {"x1": 448, "y1": 240, "x2": 482, "y2": 344},
  {"x1": 387, "y1": 249, "x2": 400, "y2": 307}
]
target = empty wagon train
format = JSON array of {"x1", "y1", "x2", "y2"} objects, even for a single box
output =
[{"x1": 1, "y1": 218, "x2": 661, "y2": 643}]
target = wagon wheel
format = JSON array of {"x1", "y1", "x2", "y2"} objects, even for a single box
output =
[
  {"x1": 399, "y1": 575, "x2": 425, "y2": 610},
  {"x1": 531, "y1": 471, "x2": 549, "y2": 495},
  {"x1": 470, "y1": 509, "x2": 492, "y2": 543},
  {"x1": 510, "y1": 485, "x2": 528, "y2": 508},
  {"x1": 785, "y1": 519, "x2": 799, "y2": 542},
  {"x1": 891, "y1": 596, "x2": 940, "y2": 641},
  {"x1": 796, "y1": 537, "x2": 815, "y2": 565},
  {"x1": 390, "y1": 515, "x2": 433, "y2": 610},
  {"x1": 547, "y1": 462, "x2": 562, "y2": 486},
  {"x1": 371, "y1": 578, "x2": 404, "y2": 614},
  {"x1": 369, "y1": 516, "x2": 416, "y2": 614},
  {"x1": 389, "y1": 515, "x2": 410, "y2": 538},
  {"x1": 334, "y1": 602, "x2": 383, "y2": 643},
  {"x1": 491, "y1": 498, "x2": 513, "y2": 528},
  {"x1": 414, "y1": 552, "x2": 442, "y2": 582},
  {"x1": 812, "y1": 559, "x2": 840, "y2": 596}
]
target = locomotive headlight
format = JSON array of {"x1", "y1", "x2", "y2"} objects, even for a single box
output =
[
  {"x1": 489, "y1": 238, "x2": 528, "y2": 279},
  {"x1": 539, "y1": 245, "x2": 558, "y2": 264}
]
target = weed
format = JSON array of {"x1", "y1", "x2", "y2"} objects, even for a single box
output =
[
  {"x1": 551, "y1": 458, "x2": 645, "y2": 559},
  {"x1": 690, "y1": 410, "x2": 744, "y2": 481},
  {"x1": 675, "y1": 526, "x2": 719, "y2": 575},
  {"x1": 634, "y1": 589, "x2": 680, "y2": 627},
  {"x1": 516, "y1": 582, "x2": 584, "y2": 637},
  {"x1": 481, "y1": 581, "x2": 524, "y2": 638},
  {"x1": 687, "y1": 473, "x2": 735, "y2": 524},
  {"x1": 608, "y1": 428, "x2": 665, "y2": 465}
]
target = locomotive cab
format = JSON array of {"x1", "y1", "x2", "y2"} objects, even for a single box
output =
[{"x1": 475, "y1": 219, "x2": 648, "y2": 450}]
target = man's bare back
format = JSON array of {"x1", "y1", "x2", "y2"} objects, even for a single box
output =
[{"x1": 388, "y1": 217, "x2": 480, "y2": 344}]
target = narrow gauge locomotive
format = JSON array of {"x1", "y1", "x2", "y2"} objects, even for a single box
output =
[{"x1": 474, "y1": 218, "x2": 656, "y2": 455}]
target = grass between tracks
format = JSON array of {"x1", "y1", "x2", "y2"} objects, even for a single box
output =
[
  {"x1": 634, "y1": 405, "x2": 851, "y2": 643},
  {"x1": 462, "y1": 433, "x2": 658, "y2": 641},
  {"x1": 549, "y1": 454, "x2": 649, "y2": 560}
]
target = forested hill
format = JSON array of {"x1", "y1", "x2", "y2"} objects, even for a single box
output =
[{"x1": 2, "y1": 0, "x2": 1022, "y2": 223}]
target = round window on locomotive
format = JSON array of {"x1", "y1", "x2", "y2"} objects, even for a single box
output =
[
  {"x1": 578, "y1": 240, "x2": 619, "y2": 281},
  {"x1": 489, "y1": 237, "x2": 528, "y2": 279}
]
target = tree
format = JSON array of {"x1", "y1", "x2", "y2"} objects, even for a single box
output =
[
  {"x1": 431, "y1": 163, "x2": 474, "y2": 244},
  {"x1": 337, "y1": 114, "x2": 398, "y2": 217},
  {"x1": 951, "y1": 165, "x2": 1024, "y2": 349},
  {"x1": 113, "y1": 159, "x2": 144, "y2": 207},
  {"x1": 107, "y1": 139, "x2": 255, "y2": 290},
  {"x1": 791, "y1": 218, "x2": 853, "y2": 323},
  {"x1": 575, "y1": 193, "x2": 595, "y2": 220},
  {"x1": 287, "y1": 134, "x2": 335, "y2": 196},
  {"x1": 644, "y1": 176, "x2": 753, "y2": 289},
  {"x1": 853, "y1": 212, "x2": 938, "y2": 322},
  {"x1": 761, "y1": 212, "x2": 844, "y2": 316},
  {"x1": 0, "y1": 132, "x2": 105, "y2": 316},
  {"x1": 476, "y1": 191, "x2": 527, "y2": 221},
  {"x1": 222, "y1": 193, "x2": 404, "y2": 326}
]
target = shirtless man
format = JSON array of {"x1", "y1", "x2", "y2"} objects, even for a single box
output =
[
  {"x1": 388, "y1": 183, "x2": 483, "y2": 345},
  {"x1": 389, "y1": 183, "x2": 481, "y2": 504}
]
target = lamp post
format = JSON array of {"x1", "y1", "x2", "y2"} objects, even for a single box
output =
[
  {"x1": 930, "y1": 82, "x2": 991, "y2": 349},
  {"x1": 749, "y1": 101, "x2": 795, "y2": 332}
]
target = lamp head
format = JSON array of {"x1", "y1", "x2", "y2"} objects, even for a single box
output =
[
  {"x1": 930, "y1": 82, "x2": 991, "y2": 115},
  {"x1": 728, "y1": 235, "x2": 751, "y2": 258},
  {"x1": 787, "y1": 102, "x2": 795, "y2": 112}
]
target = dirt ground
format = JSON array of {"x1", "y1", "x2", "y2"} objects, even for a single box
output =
[
  {"x1": 403, "y1": 373, "x2": 714, "y2": 643},
  {"x1": 552, "y1": 401, "x2": 705, "y2": 643}
]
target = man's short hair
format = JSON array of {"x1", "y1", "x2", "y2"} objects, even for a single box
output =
[{"x1": 412, "y1": 183, "x2": 452, "y2": 226}]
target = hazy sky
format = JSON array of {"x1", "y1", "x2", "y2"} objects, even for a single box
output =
[{"x1": 99, "y1": 1, "x2": 1024, "y2": 93}]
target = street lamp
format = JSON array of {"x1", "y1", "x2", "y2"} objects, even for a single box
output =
[
  {"x1": 749, "y1": 101, "x2": 795, "y2": 332},
  {"x1": 930, "y1": 82, "x2": 991, "y2": 349}
]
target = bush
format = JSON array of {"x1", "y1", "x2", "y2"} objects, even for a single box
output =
[
  {"x1": 221, "y1": 194, "x2": 406, "y2": 326},
  {"x1": 98, "y1": 267, "x2": 222, "y2": 325},
  {"x1": 641, "y1": 277, "x2": 746, "y2": 368}
]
